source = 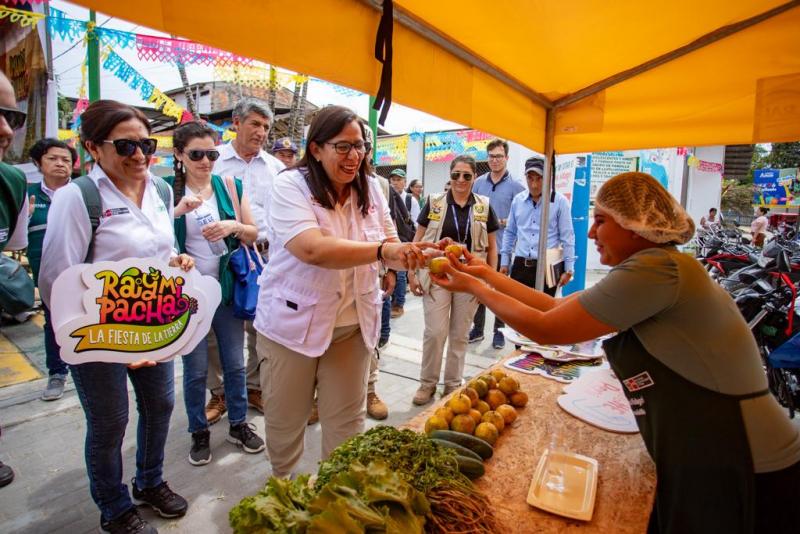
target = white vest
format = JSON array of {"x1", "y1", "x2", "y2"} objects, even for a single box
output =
[{"x1": 254, "y1": 171, "x2": 387, "y2": 357}]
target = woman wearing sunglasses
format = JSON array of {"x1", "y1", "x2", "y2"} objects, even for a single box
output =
[
  {"x1": 166, "y1": 121, "x2": 264, "y2": 467},
  {"x1": 254, "y1": 106, "x2": 431, "y2": 478},
  {"x1": 38, "y1": 100, "x2": 193, "y2": 534},
  {"x1": 408, "y1": 154, "x2": 499, "y2": 405}
]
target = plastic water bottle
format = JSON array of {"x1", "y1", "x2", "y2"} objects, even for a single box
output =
[{"x1": 194, "y1": 207, "x2": 228, "y2": 256}]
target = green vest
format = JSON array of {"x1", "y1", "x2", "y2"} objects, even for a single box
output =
[
  {"x1": 0, "y1": 162, "x2": 27, "y2": 250},
  {"x1": 26, "y1": 182, "x2": 53, "y2": 285},
  {"x1": 164, "y1": 174, "x2": 243, "y2": 305}
]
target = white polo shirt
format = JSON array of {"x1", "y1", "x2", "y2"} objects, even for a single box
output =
[
  {"x1": 213, "y1": 142, "x2": 285, "y2": 243},
  {"x1": 38, "y1": 164, "x2": 176, "y2": 307}
]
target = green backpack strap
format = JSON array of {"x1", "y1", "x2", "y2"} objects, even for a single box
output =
[{"x1": 73, "y1": 175, "x2": 101, "y2": 263}]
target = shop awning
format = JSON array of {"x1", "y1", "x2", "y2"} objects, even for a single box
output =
[{"x1": 68, "y1": 0, "x2": 800, "y2": 153}]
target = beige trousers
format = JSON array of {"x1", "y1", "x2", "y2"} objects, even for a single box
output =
[
  {"x1": 367, "y1": 349, "x2": 379, "y2": 394},
  {"x1": 208, "y1": 320, "x2": 261, "y2": 395},
  {"x1": 421, "y1": 284, "x2": 479, "y2": 389},
  {"x1": 258, "y1": 325, "x2": 371, "y2": 478}
]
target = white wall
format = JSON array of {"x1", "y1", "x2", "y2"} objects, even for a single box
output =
[{"x1": 685, "y1": 145, "x2": 724, "y2": 225}]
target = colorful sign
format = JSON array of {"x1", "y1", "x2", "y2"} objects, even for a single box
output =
[
  {"x1": 424, "y1": 129, "x2": 493, "y2": 162},
  {"x1": 375, "y1": 135, "x2": 408, "y2": 166},
  {"x1": 504, "y1": 352, "x2": 603, "y2": 383},
  {"x1": 51, "y1": 258, "x2": 220, "y2": 364},
  {"x1": 753, "y1": 168, "x2": 800, "y2": 206}
]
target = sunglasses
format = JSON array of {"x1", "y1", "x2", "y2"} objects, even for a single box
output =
[
  {"x1": 450, "y1": 171, "x2": 474, "y2": 181},
  {"x1": 186, "y1": 149, "x2": 220, "y2": 162},
  {"x1": 103, "y1": 138, "x2": 158, "y2": 157},
  {"x1": 0, "y1": 106, "x2": 26, "y2": 130}
]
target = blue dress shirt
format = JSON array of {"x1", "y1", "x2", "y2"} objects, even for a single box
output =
[{"x1": 472, "y1": 171, "x2": 525, "y2": 252}]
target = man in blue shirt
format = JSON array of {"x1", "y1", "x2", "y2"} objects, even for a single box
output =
[
  {"x1": 469, "y1": 139, "x2": 525, "y2": 349},
  {"x1": 501, "y1": 157, "x2": 576, "y2": 301}
]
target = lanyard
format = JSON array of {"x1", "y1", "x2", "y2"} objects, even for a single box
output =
[{"x1": 451, "y1": 205, "x2": 470, "y2": 244}]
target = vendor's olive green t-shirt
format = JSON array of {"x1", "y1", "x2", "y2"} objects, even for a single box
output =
[{"x1": 579, "y1": 246, "x2": 800, "y2": 473}]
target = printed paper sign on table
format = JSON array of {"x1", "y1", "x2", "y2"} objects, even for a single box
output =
[
  {"x1": 50, "y1": 258, "x2": 221, "y2": 364},
  {"x1": 557, "y1": 368, "x2": 638, "y2": 433}
]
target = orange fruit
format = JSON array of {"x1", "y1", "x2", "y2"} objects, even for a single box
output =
[
  {"x1": 451, "y1": 413, "x2": 476, "y2": 434},
  {"x1": 474, "y1": 422, "x2": 499, "y2": 445},
  {"x1": 481, "y1": 410, "x2": 506, "y2": 432},
  {"x1": 429, "y1": 257, "x2": 449, "y2": 274},
  {"x1": 479, "y1": 375, "x2": 498, "y2": 390},
  {"x1": 435, "y1": 406, "x2": 455, "y2": 424},
  {"x1": 485, "y1": 389, "x2": 508, "y2": 410},
  {"x1": 498, "y1": 376, "x2": 520, "y2": 396},
  {"x1": 462, "y1": 387, "x2": 479, "y2": 407},
  {"x1": 468, "y1": 409, "x2": 482, "y2": 426},
  {"x1": 510, "y1": 391, "x2": 529, "y2": 408},
  {"x1": 490, "y1": 369, "x2": 507, "y2": 382},
  {"x1": 475, "y1": 400, "x2": 491, "y2": 415},
  {"x1": 469, "y1": 379, "x2": 488, "y2": 398},
  {"x1": 447, "y1": 394, "x2": 472, "y2": 415},
  {"x1": 425, "y1": 415, "x2": 449, "y2": 434},
  {"x1": 445, "y1": 244, "x2": 463, "y2": 258},
  {"x1": 496, "y1": 404, "x2": 518, "y2": 425}
]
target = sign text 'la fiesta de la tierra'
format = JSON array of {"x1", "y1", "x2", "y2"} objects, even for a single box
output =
[{"x1": 51, "y1": 258, "x2": 221, "y2": 365}]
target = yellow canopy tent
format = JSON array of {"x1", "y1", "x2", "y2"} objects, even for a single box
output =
[{"x1": 70, "y1": 0, "x2": 800, "y2": 286}]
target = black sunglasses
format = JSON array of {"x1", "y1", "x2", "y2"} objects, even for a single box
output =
[
  {"x1": 103, "y1": 138, "x2": 158, "y2": 156},
  {"x1": 450, "y1": 171, "x2": 474, "y2": 181},
  {"x1": 186, "y1": 149, "x2": 220, "y2": 162},
  {"x1": 0, "y1": 106, "x2": 26, "y2": 130}
]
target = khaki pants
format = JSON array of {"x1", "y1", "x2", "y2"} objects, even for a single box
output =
[
  {"x1": 258, "y1": 325, "x2": 370, "y2": 478},
  {"x1": 421, "y1": 284, "x2": 479, "y2": 388},
  {"x1": 367, "y1": 349, "x2": 379, "y2": 394},
  {"x1": 208, "y1": 320, "x2": 261, "y2": 395}
]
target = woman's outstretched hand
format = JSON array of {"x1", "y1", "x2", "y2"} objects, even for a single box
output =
[{"x1": 452, "y1": 249, "x2": 494, "y2": 280}]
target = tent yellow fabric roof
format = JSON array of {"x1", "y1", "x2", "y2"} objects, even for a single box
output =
[{"x1": 72, "y1": 0, "x2": 800, "y2": 153}]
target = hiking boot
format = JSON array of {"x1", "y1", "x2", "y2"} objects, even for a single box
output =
[
  {"x1": 100, "y1": 507, "x2": 157, "y2": 534},
  {"x1": 0, "y1": 461, "x2": 14, "y2": 488},
  {"x1": 390, "y1": 305, "x2": 404, "y2": 318},
  {"x1": 367, "y1": 392, "x2": 388, "y2": 420},
  {"x1": 468, "y1": 328, "x2": 484, "y2": 344},
  {"x1": 307, "y1": 398, "x2": 319, "y2": 425},
  {"x1": 205, "y1": 393, "x2": 226, "y2": 425},
  {"x1": 188, "y1": 429, "x2": 211, "y2": 466},
  {"x1": 492, "y1": 331, "x2": 506, "y2": 350},
  {"x1": 228, "y1": 422, "x2": 265, "y2": 453},
  {"x1": 247, "y1": 389, "x2": 264, "y2": 413},
  {"x1": 412, "y1": 385, "x2": 436, "y2": 406},
  {"x1": 442, "y1": 384, "x2": 461, "y2": 398},
  {"x1": 131, "y1": 479, "x2": 188, "y2": 518},
  {"x1": 41, "y1": 373, "x2": 67, "y2": 401}
]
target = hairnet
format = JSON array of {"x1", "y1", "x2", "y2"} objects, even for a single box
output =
[{"x1": 595, "y1": 172, "x2": 695, "y2": 244}]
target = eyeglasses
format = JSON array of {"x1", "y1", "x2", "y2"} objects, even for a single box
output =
[
  {"x1": 488, "y1": 154, "x2": 506, "y2": 160},
  {"x1": 186, "y1": 149, "x2": 220, "y2": 162},
  {"x1": 0, "y1": 106, "x2": 26, "y2": 130},
  {"x1": 326, "y1": 141, "x2": 370, "y2": 155},
  {"x1": 450, "y1": 171, "x2": 474, "y2": 181},
  {"x1": 103, "y1": 138, "x2": 158, "y2": 157}
]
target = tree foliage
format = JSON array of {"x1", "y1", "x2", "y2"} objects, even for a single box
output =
[
  {"x1": 763, "y1": 142, "x2": 800, "y2": 170},
  {"x1": 721, "y1": 178, "x2": 754, "y2": 216}
]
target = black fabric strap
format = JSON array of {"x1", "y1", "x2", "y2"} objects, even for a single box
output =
[{"x1": 372, "y1": 0, "x2": 394, "y2": 125}]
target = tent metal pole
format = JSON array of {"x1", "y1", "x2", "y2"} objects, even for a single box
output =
[
  {"x1": 535, "y1": 108, "x2": 556, "y2": 291},
  {"x1": 554, "y1": 0, "x2": 800, "y2": 110},
  {"x1": 357, "y1": 0, "x2": 552, "y2": 110}
]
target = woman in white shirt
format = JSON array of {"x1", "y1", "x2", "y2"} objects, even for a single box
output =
[
  {"x1": 38, "y1": 100, "x2": 193, "y2": 533},
  {"x1": 254, "y1": 106, "x2": 430, "y2": 478},
  {"x1": 406, "y1": 178, "x2": 424, "y2": 223},
  {"x1": 166, "y1": 122, "x2": 264, "y2": 468}
]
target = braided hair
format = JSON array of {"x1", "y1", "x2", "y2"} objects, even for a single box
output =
[{"x1": 172, "y1": 122, "x2": 218, "y2": 206}]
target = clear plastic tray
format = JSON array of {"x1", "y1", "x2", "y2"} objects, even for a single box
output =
[{"x1": 527, "y1": 450, "x2": 599, "y2": 521}]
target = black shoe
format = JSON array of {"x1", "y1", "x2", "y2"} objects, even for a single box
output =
[
  {"x1": 100, "y1": 507, "x2": 157, "y2": 534},
  {"x1": 0, "y1": 461, "x2": 14, "y2": 488},
  {"x1": 131, "y1": 479, "x2": 188, "y2": 519},
  {"x1": 492, "y1": 331, "x2": 506, "y2": 350},
  {"x1": 468, "y1": 328, "x2": 484, "y2": 344},
  {"x1": 189, "y1": 429, "x2": 211, "y2": 466},
  {"x1": 378, "y1": 337, "x2": 389, "y2": 349},
  {"x1": 227, "y1": 422, "x2": 265, "y2": 453}
]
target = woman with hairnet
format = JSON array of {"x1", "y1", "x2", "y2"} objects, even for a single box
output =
[{"x1": 430, "y1": 172, "x2": 800, "y2": 533}]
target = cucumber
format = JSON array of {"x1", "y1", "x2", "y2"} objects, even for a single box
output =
[
  {"x1": 429, "y1": 429, "x2": 494, "y2": 460},
  {"x1": 455, "y1": 455, "x2": 485, "y2": 479},
  {"x1": 431, "y1": 438, "x2": 483, "y2": 462}
]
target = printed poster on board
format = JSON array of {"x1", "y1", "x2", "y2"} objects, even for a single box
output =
[{"x1": 50, "y1": 258, "x2": 221, "y2": 364}]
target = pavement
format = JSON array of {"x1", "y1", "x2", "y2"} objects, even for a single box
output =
[{"x1": 0, "y1": 290, "x2": 516, "y2": 533}]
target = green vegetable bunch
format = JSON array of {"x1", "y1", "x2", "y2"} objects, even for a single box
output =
[
  {"x1": 316, "y1": 426, "x2": 469, "y2": 494},
  {"x1": 229, "y1": 474, "x2": 315, "y2": 533}
]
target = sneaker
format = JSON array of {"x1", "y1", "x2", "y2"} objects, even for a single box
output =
[
  {"x1": 131, "y1": 479, "x2": 188, "y2": 519},
  {"x1": 100, "y1": 507, "x2": 157, "y2": 534},
  {"x1": 377, "y1": 337, "x2": 389, "y2": 349},
  {"x1": 442, "y1": 384, "x2": 460, "y2": 398},
  {"x1": 0, "y1": 461, "x2": 14, "y2": 488},
  {"x1": 247, "y1": 389, "x2": 264, "y2": 413},
  {"x1": 412, "y1": 385, "x2": 436, "y2": 406},
  {"x1": 468, "y1": 328, "x2": 484, "y2": 344},
  {"x1": 367, "y1": 392, "x2": 388, "y2": 420},
  {"x1": 41, "y1": 373, "x2": 67, "y2": 401},
  {"x1": 390, "y1": 305, "x2": 404, "y2": 318},
  {"x1": 492, "y1": 331, "x2": 506, "y2": 350},
  {"x1": 188, "y1": 429, "x2": 211, "y2": 466},
  {"x1": 228, "y1": 422, "x2": 266, "y2": 453},
  {"x1": 307, "y1": 398, "x2": 319, "y2": 426},
  {"x1": 205, "y1": 393, "x2": 226, "y2": 425}
]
